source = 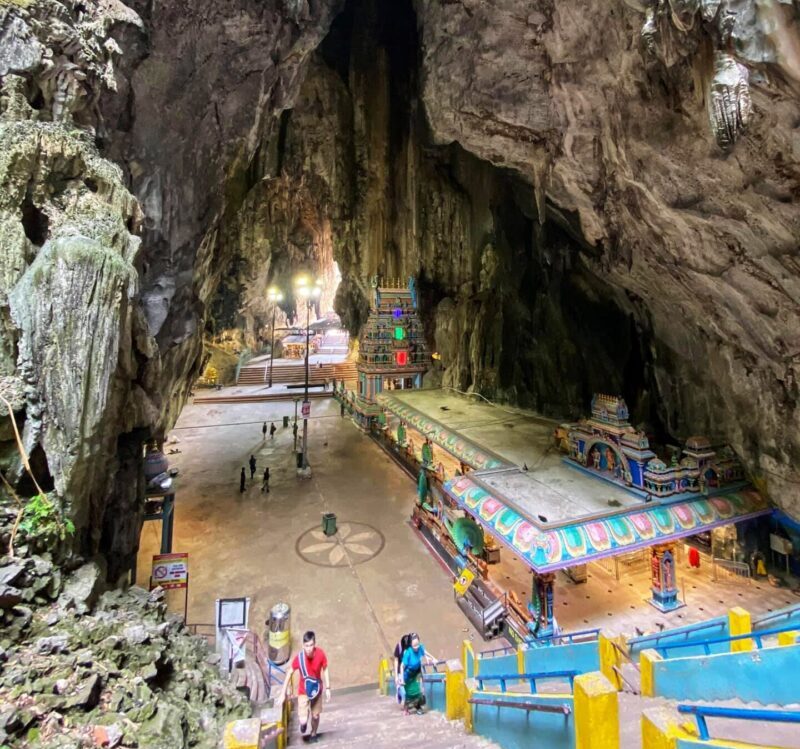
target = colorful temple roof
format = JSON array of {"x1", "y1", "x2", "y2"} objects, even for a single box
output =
[
  {"x1": 357, "y1": 277, "x2": 430, "y2": 375},
  {"x1": 443, "y1": 475, "x2": 771, "y2": 573},
  {"x1": 376, "y1": 393, "x2": 510, "y2": 471}
]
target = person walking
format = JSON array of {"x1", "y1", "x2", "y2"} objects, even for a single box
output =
[
  {"x1": 262, "y1": 421, "x2": 267, "y2": 440},
  {"x1": 340, "y1": 401, "x2": 345, "y2": 418},
  {"x1": 249, "y1": 454, "x2": 257, "y2": 479},
  {"x1": 239, "y1": 467, "x2": 246, "y2": 494},
  {"x1": 393, "y1": 633, "x2": 414, "y2": 704},
  {"x1": 292, "y1": 421, "x2": 298, "y2": 441},
  {"x1": 278, "y1": 631, "x2": 330, "y2": 743},
  {"x1": 270, "y1": 422, "x2": 277, "y2": 439},
  {"x1": 261, "y1": 466, "x2": 270, "y2": 493},
  {"x1": 398, "y1": 633, "x2": 437, "y2": 714}
]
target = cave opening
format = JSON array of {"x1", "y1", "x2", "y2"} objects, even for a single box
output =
[
  {"x1": 20, "y1": 191, "x2": 50, "y2": 247},
  {"x1": 16, "y1": 443, "x2": 55, "y2": 497},
  {"x1": 303, "y1": 0, "x2": 670, "y2": 438}
]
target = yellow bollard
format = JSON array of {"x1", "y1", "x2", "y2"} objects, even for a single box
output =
[
  {"x1": 598, "y1": 633, "x2": 623, "y2": 691},
  {"x1": 378, "y1": 656, "x2": 391, "y2": 696},
  {"x1": 445, "y1": 659, "x2": 466, "y2": 721},
  {"x1": 574, "y1": 672, "x2": 619, "y2": 749},
  {"x1": 728, "y1": 607, "x2": 752, "y2": 652},
  {"x1": 463, "y1": 678, "x2": 477, "y2": 734},
  {"x1": 641, "y1": 707, "x2": 682, "y2": 749},
  {"x1": 462, "y1": 639, "x2": 477, "y2": 678},
  {"x1": 778, "y1": 631, "x2": 798, "y2": 647},
  {"x1": 223, "y1": 719, "x2": 262, "y2": 749},
  {"x1": 639, "y1": 649, "x2": 662, "y2": 698}
]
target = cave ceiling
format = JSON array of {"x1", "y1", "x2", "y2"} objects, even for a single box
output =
[{"x1": 0, "y1": 0, "x2": 798, "y2": 573}]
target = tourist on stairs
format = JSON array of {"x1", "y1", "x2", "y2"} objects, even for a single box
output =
[
  {"x1": 278, "y1": 630, "x2": 331, "y2": 743},
  {"x1": 398, "y1": 633, "x2": 437, "y2": 715}
]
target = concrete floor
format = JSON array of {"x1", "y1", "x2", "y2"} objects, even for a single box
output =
[
  {"x1": 136, "y1": 397, "x2": 481, "y2": 688},
  {"x1": 137, "y1": 390, "x2": 799, "y2": 691}
]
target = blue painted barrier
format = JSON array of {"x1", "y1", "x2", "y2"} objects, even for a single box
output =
[
  {"x1": 651, "y1": 642, "x2": 800, "y2": 705},
  {"x1": 469, "y1": 692, "x2": 574, "y2": 749},
  {"x1": 678, "y1": 704, "x2": 800, "y2": 741},
  {"x1": 527, "y1": 628, "x2": 600, "y2": 648},
  {"x1": 655, "y1": 623, "x2": 800, "y2": 658},
  {"x1": 628, "y1": 616, "x2": 729, "y2": 657},
  {"x1": 421, "y1": 673, "x2": 446, "y2": 712},
  {"x1": 523, "y1": 640, "x2": 600, "y2": 676},
  {"x1": 476, "y1": 652, "x2": 519, "y2": 679},
  {"x1": 477, "y1": 670, "x2": 578, "y2": 694}
]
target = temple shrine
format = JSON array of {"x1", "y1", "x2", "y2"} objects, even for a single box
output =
[
  {"x1": 365, "y1": 387, "x2": 771, "y2": 639},
  {"x1": 345, "y1": 276, "x2": 431, "y2": 430},
  {"x1": 564, "y1": 394, "x2": 746, "y2": 499}
]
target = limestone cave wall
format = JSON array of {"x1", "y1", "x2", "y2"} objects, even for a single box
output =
[{"x1": 0, "y1": 0, "x2": 798, "y2": 579}]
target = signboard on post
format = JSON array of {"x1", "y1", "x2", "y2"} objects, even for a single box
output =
[
  {"x1": 215, "y1": 597, "x2": 250, "y2": 674},
  {"x1": 301, "y1": 400, "x2": 311, "y2": 418},
  {"x1": 151, "y1": 552, "x2": 190, "y2": 622},
  {"x1": 454, "y1": 568, "x2": 475, "y2": 597},
  {"x1": 151, "y1": 552, "x2": 189, "y2": 590}
]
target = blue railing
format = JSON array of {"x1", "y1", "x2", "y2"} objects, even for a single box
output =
[
  {"x1": 677, "y1": 704, "x2": 800, "y2": 741},
  {"x1": 753, "y1": 603, "x2": 800, "y2": 631},
  {"x1": 526, "y1": 628, "x2": 600, "y2": 647},
  {"x1": 628, "y1": 618, "x2": 725, "y2": 650},
  {"x1": 655, "y1": 623, "x2": 800, "y2": 658},
  {"x1": 267, "y1": 660, "x2": 285, "y2": 687},
  {"x1": 476, "y1": 670, "x2": 579, "y2": 693},
  {"x1": 421, "y1": 659, "x2": 448, "y2": 673},
  {"x1": 479, "y1": 645, "x2": 518, "y2": 659}
]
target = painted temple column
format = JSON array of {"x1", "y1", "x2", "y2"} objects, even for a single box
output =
[
  {"x1": 530, "y1": 572, "x2": 557, "y2": 638},
  {"x1": 649, "y1": 542, "x2": 683, "y2": 612}
]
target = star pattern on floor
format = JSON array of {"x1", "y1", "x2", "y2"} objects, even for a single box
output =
[{"x1": 296, "y1": 522, "x2": 385, "y2": 567}]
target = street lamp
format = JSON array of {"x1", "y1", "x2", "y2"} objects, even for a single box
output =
[
  {"x1": 294, "y1": 274, "x2": 322, "y2": 472},
  {"x1": 266, "y1": 285, "x2": 284, "y2": 388}
]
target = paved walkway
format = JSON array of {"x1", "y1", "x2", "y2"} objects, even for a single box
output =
[{"x1": 137, "y1": 398, "x2": 480, "y2": 688}]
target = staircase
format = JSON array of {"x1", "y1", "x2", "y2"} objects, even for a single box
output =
[
  {"x1": 284, "y1": 689, "x2": 496, "y2": 748},
  {"x1": 236, "y1": 361, "x2": 357, "y2": 387}
]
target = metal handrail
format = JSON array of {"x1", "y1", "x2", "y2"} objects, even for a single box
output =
[
  {"x1": 677, "y1": 704, "x2": 800, "y2": 741},
  {"x1": 655, "y1": 623, "x2": 800, "y2": 657},
  {"x1": 628, "y1": 617, "x2": 725, "y2": 648},
  {"x1": 477, "y1": 670, "x2": 579, "y2": 694},
  {"x1": 527, "y1": 628, "x2": 600, "y2": 646},
  {"x1": 469, "y1": 697, "x2": 571, "y2": 715},
  {"x1": 754, "y1": 603, "x2": 800, "y2": 630},
  {"x1": 479, "y1": 645, "x2": 518, "y2": 658}
]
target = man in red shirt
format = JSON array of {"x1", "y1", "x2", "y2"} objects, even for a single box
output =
[{"x1": 278, "y1": 630, "x2": 331, "y2": 743}]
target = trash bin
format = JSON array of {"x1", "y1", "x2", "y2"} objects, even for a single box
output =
[
  {"x1": 322, "y1": 512, "x2": 337, "y2": 537},
  {"x1": 296, "y1": 452, "x2": 304, "y2": 468},
  {"x1": 267, "y1": 602, "x2": 291, "y2": 665},
  {"x1": 283, "y1": 415, "x2": 289, "y2": 428}
]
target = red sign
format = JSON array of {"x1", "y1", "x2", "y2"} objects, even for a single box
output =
[
  {"x1": 151, "y1": 553, "x2": 189, "y2": 590},
  {"x1": 395, "y1": 351, "x2": 408, "y2": 366},
  {"x1": 301, "y1": 401, "x2": 311, "y2": 418}
]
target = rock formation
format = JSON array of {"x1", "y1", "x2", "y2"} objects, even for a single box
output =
[{"x1": 0, "y1": 0, "x2": 798, "y2": 583}]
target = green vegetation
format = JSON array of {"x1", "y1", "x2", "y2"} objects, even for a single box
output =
[{"x1": 20, "y1": 492, "x2": 75, "y2": 543}]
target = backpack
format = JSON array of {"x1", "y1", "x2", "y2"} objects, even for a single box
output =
[{"x1": 299, "y1": 650, "x2": 321, "y2": 700}]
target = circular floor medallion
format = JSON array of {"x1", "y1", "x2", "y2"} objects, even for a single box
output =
[{"x1": 295, "y1": 521, "x2": 385, "y2": 568}]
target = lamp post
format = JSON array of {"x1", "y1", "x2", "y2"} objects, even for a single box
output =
[
  {"x1": 294, "y1": 274, "x2": 322, "y2": 472},
  {"x1": 266, "y1": 286, "x2": 284, "y2": 388}
]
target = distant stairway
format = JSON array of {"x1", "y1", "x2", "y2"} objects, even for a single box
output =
[
  {"x1": 237, "y1": 361, "x2": 357, "y2": 387},
  {"x1": 285, "y1": 688, "x2": 496, "y2": 748}
]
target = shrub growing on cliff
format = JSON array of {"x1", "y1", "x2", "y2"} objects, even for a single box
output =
[{"x1": 19, "y1": 492, "x2": 75, "y2": 544}]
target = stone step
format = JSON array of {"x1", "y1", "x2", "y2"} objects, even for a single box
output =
[{"x1": 284, "y1": 691, "x2": 496, "y2": 748}]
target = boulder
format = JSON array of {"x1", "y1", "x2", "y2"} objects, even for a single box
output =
[{"x1": 58, "y1": 562, "x2": 104, "y2": 614}]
